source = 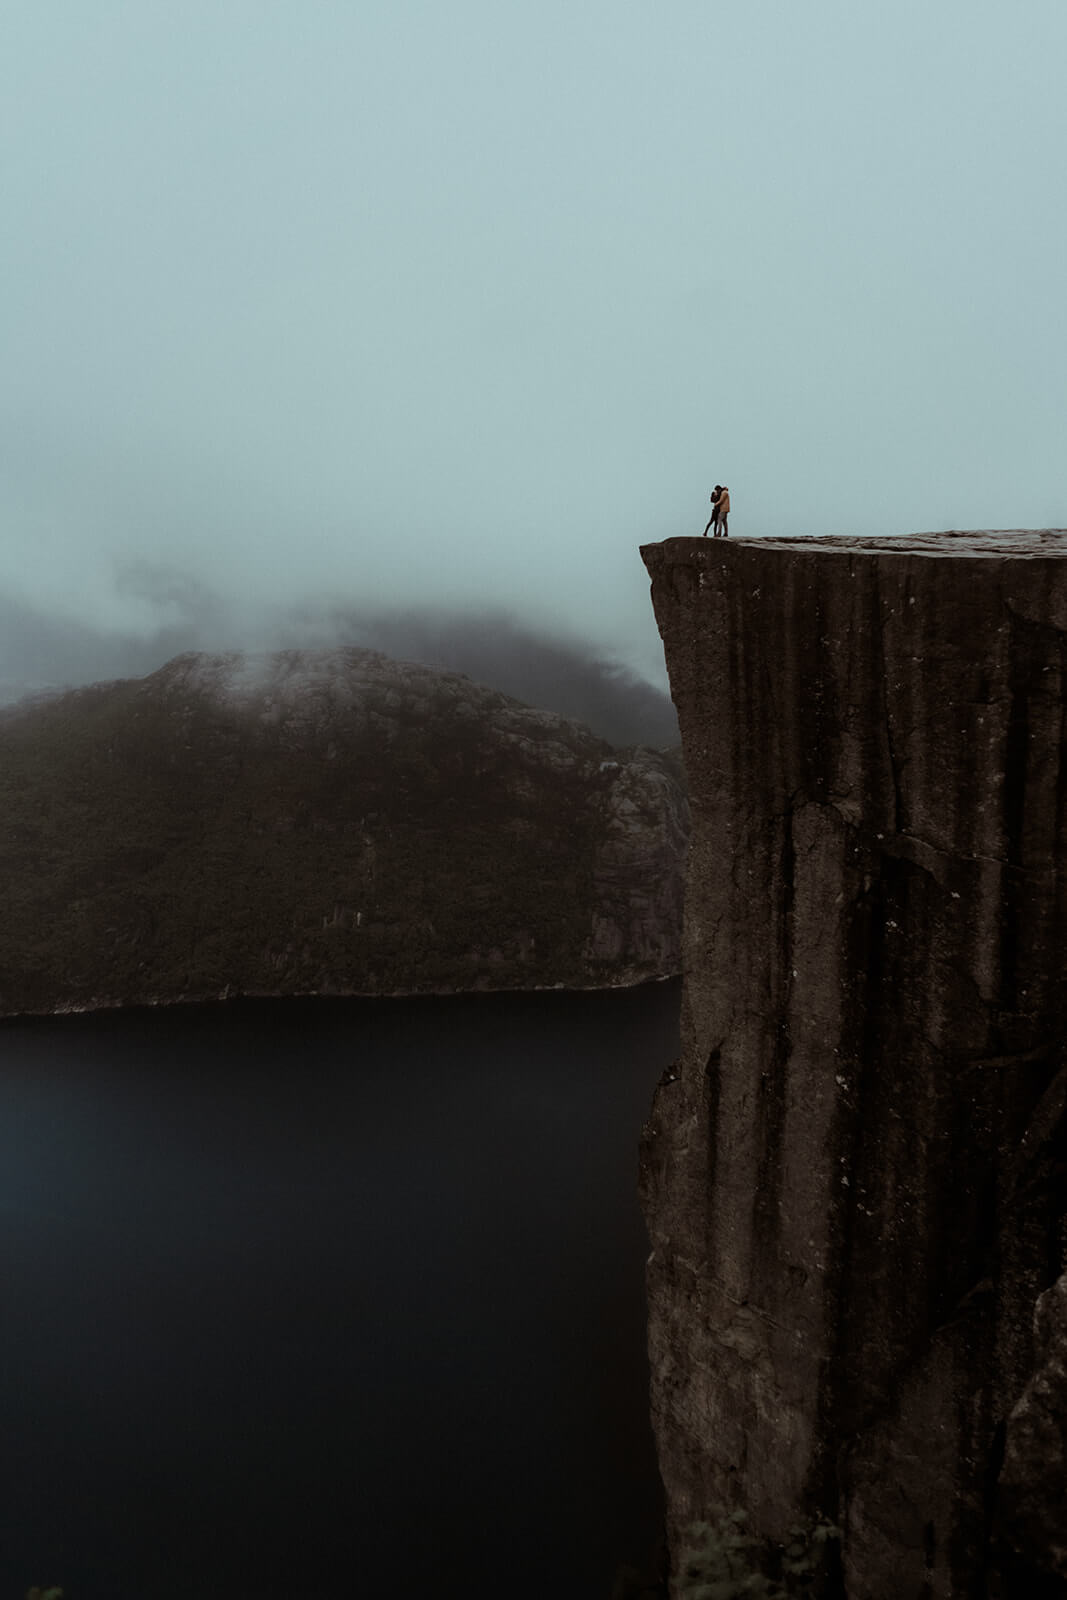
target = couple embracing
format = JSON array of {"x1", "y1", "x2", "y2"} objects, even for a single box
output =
[{"x1": 702, "y1": 484, "x2": 730, "y2": 537}]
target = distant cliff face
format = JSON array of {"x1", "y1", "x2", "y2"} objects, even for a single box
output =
[
  {"x1": 641, "y1": 533, "x2": 1067, "y2": 1596},
  {"x1": 0, "y1": 649, "x2": 687, "y2": 1016}
]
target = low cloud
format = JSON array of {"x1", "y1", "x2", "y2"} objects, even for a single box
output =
[{"x1": 0, "y1": 575, "x2": 677, "y2": 750}]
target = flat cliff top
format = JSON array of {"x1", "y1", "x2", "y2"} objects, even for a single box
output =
[{"x1": 645, "y1": 529, "x2": 1067, "y2": 559}]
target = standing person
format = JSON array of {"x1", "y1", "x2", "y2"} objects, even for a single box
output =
[
  {"x1": 703, "y1": 486, "x2": 722, "y2": 537},
  {"x1": 716, "y1": 485, "x2": 730, "y2": 536}
]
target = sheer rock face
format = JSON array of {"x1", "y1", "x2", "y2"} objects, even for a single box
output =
[
  {"x1": 0, "y1": 648, "x2": 688, "y2": 1016},
  {"x1": 998, "y1": 1270, "x2": 1067, "y2": 1581},
  {"x1": 640, "y1": 533, "x2": 1067, "y2": 1596}
]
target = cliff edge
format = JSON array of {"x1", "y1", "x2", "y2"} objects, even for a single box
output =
[{"x1": 641, "y1": 532, "x2": 1067, "y2": 1597}]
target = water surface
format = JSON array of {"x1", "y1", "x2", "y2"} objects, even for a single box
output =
[{"x1": 0, "y1": 982, "x2": 679, "y2": 1598}]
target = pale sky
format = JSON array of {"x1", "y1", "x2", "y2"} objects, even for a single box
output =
[{"x1": 4, "y1": 1, "x2": 1065, "y2": 681}]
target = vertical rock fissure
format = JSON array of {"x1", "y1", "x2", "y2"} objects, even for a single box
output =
[
  {"x1": 872, "y1": 559, "x2": 904, "y2": 835},
  {"x1": 752, "y1": 807, "x2": 796, "y2": 1281},
  {"x1": 704, "y1": 1044, "x2": 723, "y2": 1258},
  {"x1": 1000, "y1": 613, "x2": 1032, "y2": 1014}
]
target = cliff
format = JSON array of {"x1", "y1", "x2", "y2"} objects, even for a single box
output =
[
  {"x1": 640, "y1": 532, "x2": 1067, "y2": 1597},
  {"x1": 0, "y1": 648, "x2": 688, "y2": 1016}
]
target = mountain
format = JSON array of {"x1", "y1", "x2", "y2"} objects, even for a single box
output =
[
  {"x1": 0, "y1": 647, "x2": 687, "y2": 1017},
  {"x1": 0, "y1": 589, "x2": 680, "y2": 749}
]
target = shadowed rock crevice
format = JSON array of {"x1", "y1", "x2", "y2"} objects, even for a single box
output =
[{"x1": 641, "y1": 532, "x2": 1067, "y2": 1597}]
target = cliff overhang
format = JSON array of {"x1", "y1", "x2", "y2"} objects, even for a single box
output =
[{"x1": 641, "y1": 531, "x2": 1067, "y2": 1596}]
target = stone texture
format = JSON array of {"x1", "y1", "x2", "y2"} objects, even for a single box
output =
[
  {"x1": 998, "y1": 1270, "x2": 1067, "y2": 1583},
  {"x1": 640, "y1": 532, "x2": 1067, "y2": 1596}
]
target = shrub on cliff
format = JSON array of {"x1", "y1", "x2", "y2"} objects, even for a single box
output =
[{"x1": 677, "y1": 1510, "x2": 839, "y2": 1598}]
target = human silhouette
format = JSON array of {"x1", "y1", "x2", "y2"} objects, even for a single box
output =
[{"x1": 703, "y1": 487, "x2": 722, "y2": 537}]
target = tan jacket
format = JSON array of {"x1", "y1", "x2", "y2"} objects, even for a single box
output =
[{"x1": 718, "y1": 487, "x2": 730, "y2": 517}]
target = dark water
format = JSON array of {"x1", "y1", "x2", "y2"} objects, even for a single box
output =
[{"x1": 0, "y1": 981, "x2": 679, "y2": 1599}]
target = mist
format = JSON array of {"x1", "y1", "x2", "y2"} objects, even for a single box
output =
[
  {"x1": 5, "y1": 2, "x2": 1066, "y2": 698},
  {"x1": 0, "y1": 573, "x2": 678, "y2": 749}
]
